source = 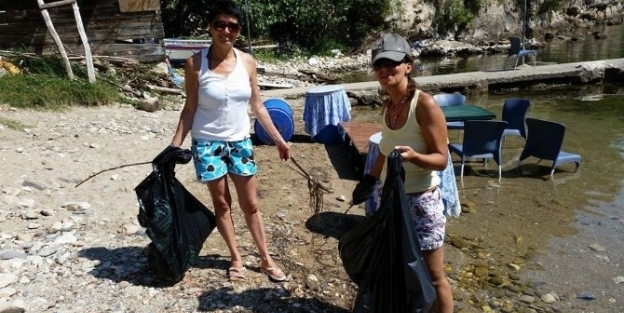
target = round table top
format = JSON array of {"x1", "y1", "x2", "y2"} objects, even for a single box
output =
[
  {"x1": 305, "y1": 84, "x2": 345, "y2": 96},
  {"x1": 369, "y1": 132, "x2": 382, "y2": 145}
]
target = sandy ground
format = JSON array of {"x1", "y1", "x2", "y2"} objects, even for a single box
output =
[{"x1": 1, "y1": 97, "x2": 623, "y2": 313}]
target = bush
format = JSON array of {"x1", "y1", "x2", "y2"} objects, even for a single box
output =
[
  {"x1": 160, "y1": 0, "x2": 393, "y2": 54},
  {"x1": 435, "y1": 0, "x2": 483, "y2": 33}
]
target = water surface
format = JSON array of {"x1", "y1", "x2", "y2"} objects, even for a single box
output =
[
  {"x1": 350, "y1": 86, "x2": 624, "y2": 311},
  {"x1": 343, "y1": 23, "x2": 624, "y2": 82}
]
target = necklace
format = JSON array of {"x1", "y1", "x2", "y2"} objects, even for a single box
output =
[{"x1": 386, "y1": 94, "x2": 410, "y2": 129}]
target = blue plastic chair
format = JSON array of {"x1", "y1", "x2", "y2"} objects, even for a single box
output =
[
  {"x1": 518, "y1": 118, "x2": 582, "y2": 179},
  {"x1": 508, "y1": 37, "x2": 537, "y2": 70},
  {"x1": 501, "y1": 98, "x2": 532, "y2": 139},
  {"x1": 433, "y1": 93, "x2": 465, "y2": 131},
  {"x1": 449, "y1": 120, "x2": 508, "y2": 188}
]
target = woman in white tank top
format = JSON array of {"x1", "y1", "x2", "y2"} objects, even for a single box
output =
[
  {"x1": 351, "y1": 33, "x2": 454, "y2": 313},
  {"x1": 170, "y1": 0, "x2": 289, "y2": 282}
]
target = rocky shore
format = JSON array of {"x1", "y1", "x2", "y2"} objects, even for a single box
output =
[{"x1": 2, "y1": 96, "x2": 623, "y2": 312}]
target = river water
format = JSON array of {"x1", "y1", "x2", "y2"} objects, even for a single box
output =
[
  {"x1": 344, "y1": 23, "x2": 624, "y2": 80},
  {"x1": 347, "y1": 23, "x2": 624, "y2": 311},
  {"x1": 350, "y1": 85, "x2": 624, "y2": 312}
]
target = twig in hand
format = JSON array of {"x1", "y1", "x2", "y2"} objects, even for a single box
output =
[{"x1": 75, "y1": 161, "x2": 151, "y2": 188}]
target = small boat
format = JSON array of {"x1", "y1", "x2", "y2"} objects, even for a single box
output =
[{"x1": 164, "y1": 38, "x2": 212, "y2": 64}]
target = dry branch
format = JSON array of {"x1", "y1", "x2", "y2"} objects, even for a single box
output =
[{"x1": 75, "y1": 161, "x2": 151, "y2": 188}]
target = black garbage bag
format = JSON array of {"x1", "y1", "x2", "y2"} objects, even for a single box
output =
[
  {"x1": 135, "y1": 145, "x2": 216, "y2": 283},
  {"x1": 339, "y1": 150, "x2": 436, "y2": 313}
]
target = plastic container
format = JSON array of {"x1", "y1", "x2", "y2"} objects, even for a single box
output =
[{"x1": 253, "y1": 98, "x2": 295, "y2": 145}]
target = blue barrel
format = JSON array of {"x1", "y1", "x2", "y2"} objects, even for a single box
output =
[{"x1": 254, "y1": 98, "x2": 295, "y2": 145}]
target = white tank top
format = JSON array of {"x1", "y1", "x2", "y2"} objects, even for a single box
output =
[
  {"x1": 379, "y1": 90, "x2": 440, "y2": 194},
  {"x1": 191, "y1": 47, "x2": 252, "y2": 141}
]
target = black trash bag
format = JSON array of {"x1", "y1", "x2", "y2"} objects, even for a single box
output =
[
  {"x1": 135, "y1": 145, "x2": 216, "y2": 283},
  {"x1": 339, "y1": 150, "x2": 437, "y2": 313}
]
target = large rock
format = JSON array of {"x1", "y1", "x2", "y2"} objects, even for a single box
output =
[{"x1": 137, "y1": 97, "x2": 159, "y2": 112}]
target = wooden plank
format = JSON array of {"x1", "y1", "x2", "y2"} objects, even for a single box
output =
[
  {"x1": 39, "y1": 0, "x2": 76, "y2": 10},
  {"x1": 118, "y1": 0, "x2": 160, "y2": 12},
  {"x1": 339, "y1": 122, "x2": 382, "y2": 155},
  {"x1": 71, "y1": 1, "x2": 95, "y2": 82},
  {"x1": 36, "y1": 0, "x2": 74, "y2": 79},
  {"x1": 0, "y1": 0, "x2": 165, "y2": 62}
]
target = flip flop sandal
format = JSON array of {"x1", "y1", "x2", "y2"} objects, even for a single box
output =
[
  {"x1": 260, "y1": 267, "x2": 287, "y2": 282},
  {"x1": 228, "y1": 267, "x2": 247, "y2": 281}
]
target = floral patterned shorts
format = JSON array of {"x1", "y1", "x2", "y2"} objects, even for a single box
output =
[
  {"x1": 369, "y1": 186, "x2": 447, "y2": 250},
  {"x1": 407, "y1": 187, "x2": 447, "y2": 250}
]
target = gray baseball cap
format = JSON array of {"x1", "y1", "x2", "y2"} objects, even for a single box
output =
[{"x1": 371, "y1": 33, "x2": 413, "y2": 65}]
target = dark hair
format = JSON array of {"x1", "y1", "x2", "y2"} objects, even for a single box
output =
[{"x1": 207, "y1": 0, "x2": 242, "y2": 23}]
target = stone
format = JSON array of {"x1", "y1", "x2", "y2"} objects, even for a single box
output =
[
  {"x1": 40, "y1": 208, "x2": 55, "y2": 217},
  {"x1": 62, "y1": 201, "x2": 91, "y2": 213},
  {"x1": 0, "y1": 300, "x2": 26, "y2": 313},
  {"x1": 588, "y1": 244, "x2": 606, "y2": 252},
  {"x1": 38, "y1": 246, "x2": 57, "y2": 257},
  {"x1": 541, "y1": 293, "x2": 557, "y2": 303},
  {"x1": 137, "y1": 98, "x2": 159, "y2": 112},
  {"x1": 0, "y1": 273, "x2": 17, "y2": 288},
  {"x1": 0, "y1": 250, "x2": 27, "y2": 260},
  {"x1": 22, "y1": 179, "x2": 48, "y2": 191},
  {"x1": 0, "y1": 286, "x2": 17, "y2": 298}
]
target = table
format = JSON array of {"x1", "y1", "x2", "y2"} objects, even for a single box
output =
[
  {"x1": 303, "y1": 85, "x2": 351, "y2": 144},
  {"x1": 441, "y1": 104, "x2": 496, "y2": 122}
]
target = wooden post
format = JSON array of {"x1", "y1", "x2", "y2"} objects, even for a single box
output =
[
  {"x1": 37, "y1": 0, "x2": 74, "y2": 80},
  {"x1": 71, "y1": 1, "x2": 95, "y2": 83}
]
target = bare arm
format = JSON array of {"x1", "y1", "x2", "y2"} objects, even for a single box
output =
[
  {"x1": 171, "y1": 54, "x2": 200, "y2": 147},
  {"x1": 241, "y1": 52, "x2": 290, "y2": 161},
  {"x1": 367, "y1": 153, "x2": 386, "y2": 180},
  {"x1": 397, "y1": 92, "x2": 448, "y2": 170}
]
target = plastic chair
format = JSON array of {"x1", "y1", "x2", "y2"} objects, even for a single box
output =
[
  {"x1": 518, "y1": 118, "x2": 582, "y2": 179},
  {"x1": 508, "y1": 37, "x2": 536, "y2": 70},
  {"x1": 433, "y1": 93, "x2": 465, "y2": 131},
  {"x1": 501, "y1": 98, "x2": 532, "y2": 139},
  {"x1": 449, "y1": 120, "x2": 508, "y2": 188}
]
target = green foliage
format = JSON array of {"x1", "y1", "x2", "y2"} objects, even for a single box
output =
[
  {"x1": 160, "y1": 0, "x2": 394, "y2": 54},
  {"x1": 0, "y1": 56, "x2": 118, "y2": 109},
  {"x1": 0, "y1": 74, "x2": 118, "y2": 109},
  {"x1": 434, "y1": 0, "x2": 483, "y2": 32}
]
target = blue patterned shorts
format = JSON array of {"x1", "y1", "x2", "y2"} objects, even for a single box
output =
[{"x1": 191, "y1": 137, "x2": 257, "y2": 182}]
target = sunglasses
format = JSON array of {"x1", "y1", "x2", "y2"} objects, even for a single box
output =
[
  {"x1": 373, "y1": 59, "x2": 404, "y2": 70},
  {"x1": 212, "y1": 20, "x2": 241, "y2": 32}
]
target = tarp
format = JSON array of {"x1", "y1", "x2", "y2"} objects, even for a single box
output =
[{"x1": 339, "y1": 150, "x2": 436, "y2": 313}]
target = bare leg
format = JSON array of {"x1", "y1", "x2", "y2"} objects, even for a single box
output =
[
  {"x1": 229, "y1": 174, "x2": 283, "y2": 277},
  {"x1": 422, "y1": 247, "x2": 454, "y2": 313},
  {"x1": 206, "y1": 176, "x2": 243, "y2": 269}
]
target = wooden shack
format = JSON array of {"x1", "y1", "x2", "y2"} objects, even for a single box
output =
[{"x1": 0, "y1": 0, "x2": 165, "y2": 62}]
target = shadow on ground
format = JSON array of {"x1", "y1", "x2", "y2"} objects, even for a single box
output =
[
  {"x1": 197, "y1": 287, "x2": 350, "y2": 313},
  {"x1": 79, "y1": 246, "x2": 231, "y2": 288},
  {"x1": 79, "y1": 246, "x2": 171, "y2": 287},
  {"x1": 305, "y1": 211, "x2": 366, "y2": 241},
  {"x1": 324, "y1": 144, "x2": 360, "y2": 181}
]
